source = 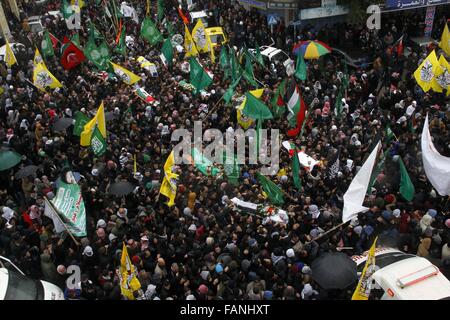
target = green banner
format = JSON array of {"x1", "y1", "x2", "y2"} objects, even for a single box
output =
[
  {"x1": 91, "y1": 126, "x2": 107, "y2": 156},
  {"x1": 52, "y1": 180, "x2": 87, "y2": 237}
]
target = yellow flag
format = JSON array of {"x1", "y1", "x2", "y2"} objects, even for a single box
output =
[
  {"x1": 34, "y1": 48, "x2": 44, "y2": 65},
  {"x1": 80, "y1": 101, "x2": 107, "y2": 146},
  {"x1": 33, "y1": 60, "x2": 62, "y2": 91},
  {"x1": 184, "y1": 24, "x2": 199, "y2": 57},
  {"x1": 119, "y1": 242, "x2": 141, "y2": 300},
  {"x1": 432, "y1": 55, "x2": 450, "y2": 95},
  {"x1": 191, "y1": 19, "x2": 210, "y2": 53},
  {"x1": 414, "y1": 50, "x2": 440, "y2": 92},
  {"x1": 237, "y1": 89, "x2": 264, "y2": 129},
  {"x1": 71, "y1": 0, "x2": 84, "y2": 8},
  {"x1": 352, "y1": 237, "x2": 378, "y2": 300},
  {"x1": 160, "y1": 151, "x2": 179, "y2": 207},
  {"x1": 439, "y1": 23, "x2": 450, "y2": 56},
  {"x1": 5, "y1": 40, "x2": 17, "y2": 67},
  {"x1": 110, "y1": 62, "x2": 142, "y2": 85}
]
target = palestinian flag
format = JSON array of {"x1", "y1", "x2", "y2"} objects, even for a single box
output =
[
  {"x1": 285, "y1": 78, "x2": 307, "y2": 137},
  {"x1": 60, "y1": 37, "x2": 86, "y2": 70},
  {"x1": 135, "y1": 87, "x2": 156, "y2": 104}
]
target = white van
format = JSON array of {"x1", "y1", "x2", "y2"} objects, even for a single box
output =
[
  {"x1": 352, "y1": 248, "x2": 450, "y2": 300},
  {"x1": 0, "y1": 256, "x2": 64, "y2": 300}
]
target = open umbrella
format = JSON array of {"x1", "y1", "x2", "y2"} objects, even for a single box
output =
[
  {"x1": 311, "y1": 252, "x2": 357, "y2": 289},
  {"x1": 293, "y1": 40, "x2": 331, "y2": 59},
  {"x1": 52, "y1": 118, "x2": 74, "y2": 132},
  {"x1": 0, "y1": 150, "x2": 22, "y2": 171},
  {"x1": 109, "y1": 181, "x2": 136, "y2": 196},
  {"x1": 15, "y1": 165, "x2": 39, "y2": 179}
]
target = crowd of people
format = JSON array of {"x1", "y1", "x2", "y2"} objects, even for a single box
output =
[{"x1": 0, "y1": 0, "x2": 449, "y2": 300}]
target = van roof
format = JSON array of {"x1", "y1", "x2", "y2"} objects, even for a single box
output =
[
  {"x1": 0, "y1": 268, "x2": 9, "y2": 300},
  {"x1": 372, "y1": 256, "x2": 450, "y2": 300}
]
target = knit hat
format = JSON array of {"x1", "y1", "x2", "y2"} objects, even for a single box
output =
[
  {"x1": 302, "y1": 265, "x2": 312, "y2": 274},
  {"x1": 82, "y1": 246, "x2": 93, "y2": 257},
  {"x1": 96, "y1": 219, "x2": 106, "y2": 228},
  {"x1": 427, "y1": 209, "x2": 437, "y2": 218},
  {"x1": 286, "y1": 248, "x2": 295, "y2": 258},
  {"x1": 186, "y1": 294, "x2": 196, "y2": 300},
  {"x1": 392, "y1": 209, "x2": 401, "y2": 218},
  {"x1": 215, "y1": 264, "x2": 224, "y2": 273},
  {"x1": 198, "y1": 284, "x2": 208, "y2": 295}
]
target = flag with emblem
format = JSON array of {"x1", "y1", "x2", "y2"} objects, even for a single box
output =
[
  {"x1": 192, "y1": 19, "x2": 209, "y2": 53},
  {"x1": 159, "y1": 151, "x2": 179, "y2": 207},
  {"x1": 119, "y1": 242, "x2": 141, "y2": 300},
  {"x1": 432, "y1": 55, "x2": 450, "y2": 95},
  {"x1": 414, "y1": 50, "x2": 440, "y2": 92},
  {"x1": 73, "y1": 111, "x2": 90, "y2": 136},
  {"x1": 352, "y1": 237, "x2": 378, "y2": 300},
  {"x1": 110, "y1": 62, "x2": 141, "y2": 85},
  {"x1": 33, "y1": 60, "x2": 62, "y2": 91},
  {"x1": 327, "y1": 148, "x2": 340, "y2": 180},
  {"x1": 141, "y1": 17, "x2": 163, "y2": 46},
  {"x1": 189, "y1": 57, "x2": 213, "y2": 94},
  {"x1": 184, "y1": 24, "x2": 199, "y2": 57},
  {"x1": 90, "y1": 125, "x2": 107, "y2": 156},
  {"x1": 256, "y1": 172, "x2": 285, "y2": 206},
  {"x1": 60, "y1": 37, "x2": 86, "y2": 70},
  {"x1": 41, "y1": 31, "x2": 55, "y2": 57},
  {"x1": 4, "y1": 40, "x2": 17, "y2": 67},
  {"x1": 160, "y1": 38, "x2": 174, "y2": 67}
]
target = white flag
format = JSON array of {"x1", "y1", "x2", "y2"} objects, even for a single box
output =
[
  {"x1": 44, "y1": 198, "x2": 65, "y2": 234},
  {"x1": 342, "y1": 142, "x2": 380, "y2": 223},
  {"x1": 421, "y1": 114, "x2": 450, "y2": 196}
]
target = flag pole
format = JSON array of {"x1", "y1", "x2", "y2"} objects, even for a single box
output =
[
  {"x1": 44, "y1": 196, "x2": 80, "y2": 246},
  {"x1": 307, "y1": 220, "x2": 350, "y2": 244}
]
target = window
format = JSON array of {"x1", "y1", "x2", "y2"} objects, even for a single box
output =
[{"x1": 4, "y1": 271, "x2": 44, "y2": 300}]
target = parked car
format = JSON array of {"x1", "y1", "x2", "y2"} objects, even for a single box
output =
[
  {"x1": 352, "y1": 247, "x2": 450, "y2": 300},
  {"x1": 0, "y1": 256, "x2": 64, "y2": 300}
]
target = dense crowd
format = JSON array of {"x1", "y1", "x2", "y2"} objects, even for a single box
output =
[{"x1": 0, "y1": 0, "x2": 449, "y2": 300}]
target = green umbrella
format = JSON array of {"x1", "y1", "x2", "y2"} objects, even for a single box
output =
[{"x1": 0, "y1": 150, "x2": 22, "y2": 171}]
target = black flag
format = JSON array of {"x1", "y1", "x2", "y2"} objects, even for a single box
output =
[{"x1": 327, "y1": 148, "x2": 341, "y2": 180}]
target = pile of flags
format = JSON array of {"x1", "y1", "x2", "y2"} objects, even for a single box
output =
[{"x1": 414, "y1": 24, "x2": 450, "y2": 95}]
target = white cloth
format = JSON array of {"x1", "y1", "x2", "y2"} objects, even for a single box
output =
[
  {"x1": 421, "y1": 114, "x2": 450, "y2": 196},
  {"x1": 231, "y1": 197, "x2": 258, "y2": 211},
  {"x1": 342, "y1": 142, "x2": 380, "y2": 223}
]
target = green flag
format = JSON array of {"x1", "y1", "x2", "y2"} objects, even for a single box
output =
[
  {"x1": 141, "y1": 17, "x2": 163, "y2": 46},
  {"x1": 223, "y1": 76, "x2": 242, "y2": 105},
  {"x1": 242, "y1": 92, "x2": 273, "y2": 120},
  {"x1": 399, "y1": 157, "x2": 415, "y2": 201},
  {"x1": 292, "y1": 149, "x2": 302, "y2": 190},
  {"x1": 342, "y1": 61, "x2": 349, "y2": 88},
  {"x1": 367, "y1": 147, "x2": 390, "y2": 194},
  {"x1": 61, "y1": 0, "x2": 72, "y2": 19},
  {"x1": 254, "y1": 42, "x2": 264, "y2": 66},
  {"x1": 385, "y1": 124, "x2": 395, "y2": 144},
  {"x1": 192, "y1": 148, "x2": 220, "y2": 176},
  {"x1": 115, "y1": 25, "x2": 126, "y2": 56},
  {"x1": 160, "y1": 38, "x2": 174, "y2": 66},
  {"x1": 230, "y1": 47, "x2": 242, "y2": 82},
  {"x1": 90, "y1": 126, "x2": 107, "y2": 156},
  {"x1": 334, "y1": 88, "x2": 343, "y2": 118},
  {"x1": 73, "y1": 111, "x2": 90, "y2": 136},
  {"x1": 157, "y1": 0, "x2": 165, "y2": 21},
  {"x1": 220, "y1": 46, "x2": 229, "y2": 69},
  {"x1": 41, "y1": 31, "x2": 55, "y2": 58},
  {"x1": 294, "y1": 54, "x2": 307, "y2": 81},
  {"x1": 224, "y1": 153, "x2": 240, "y2": 186},
  {"x1": 270, "y1": 79, "x2": 286, "y2": 119},
  {"x1": 256, "y1": 172, "x2": 285, "y2": 205},
  {"x1": 243, "y1": 53, "x2": 258, "y2": 87},
  {"x1": 89, "y1": 22, "x2": 103, "y2": 40},
  {"x1": 71, "y1": 33, "x2": 80, "y2": 48},
  {"x1": 51, "y1": 180, "x2": 87, "y2": 237},
  {"x1": 166, "y1": 21, "x2": 175, "y2": 37},
  {"x1": 189, "y1": 57, "x2": 213, "y2": 94}
]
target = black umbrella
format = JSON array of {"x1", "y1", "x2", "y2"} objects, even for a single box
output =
[
  {"x1": 108, "y1": 181, "x2": 136, "y2": 196},
  {"x1": 53, "y1": 118, "x2": 73, "y2": 132},
  {"x1": 311, "y1": 252, "x2": 357, "y2": 290},
  {"x1": 15, "y1": 165, "x2": 39, "y2": 179}
]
